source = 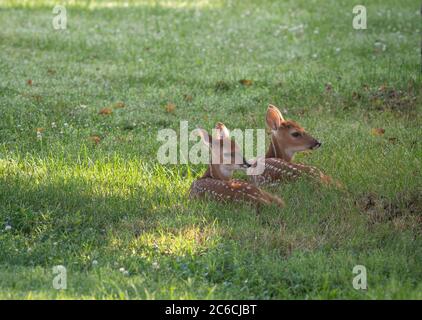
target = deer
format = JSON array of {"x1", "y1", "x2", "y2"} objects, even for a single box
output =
[
  {"x1": 189, "y1": 122, "x2": 285, "y2": 208},
  {"x1": 249, "y1": 104, "x2": 336, "y2": 186}
]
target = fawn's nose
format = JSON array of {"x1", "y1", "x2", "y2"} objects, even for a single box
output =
[
  {"x1": 312, "y1": 140, "x2": 322, "y2": 149},
  {"x1": 242, "y1": 157, "x2": 252, "y2": 168}
]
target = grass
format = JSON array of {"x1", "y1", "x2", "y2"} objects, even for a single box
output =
[{"x1": 0, "y1": 0, "x2": 421, "y2": 299}]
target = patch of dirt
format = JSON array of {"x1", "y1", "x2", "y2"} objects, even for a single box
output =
[
  {"x1": 214, "y1": 80, "x2": 231, "y2": 92},
  {"x1": 367, "y1": 84, "x2": 418, "y2": 114},
  {"x1": 356, "y1": 192, "x2": 422, "y2": 229}
]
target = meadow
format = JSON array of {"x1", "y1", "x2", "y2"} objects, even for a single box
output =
[{"x1": 0, "y1": 0, "x2": 421, "y2": 299}]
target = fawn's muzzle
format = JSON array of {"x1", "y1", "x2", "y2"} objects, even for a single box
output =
[
  {"x1": 241, "y1": 158, "x2": 252, "y2": 168},
  {"x1": 311, "y1": 141, "x2": 322, "y2": 149}
]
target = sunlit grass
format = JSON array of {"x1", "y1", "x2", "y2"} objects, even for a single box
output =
[
  {"x1": 0, "y1": 0, "x2": 225, "y2": 9},
  {"x1": 0, "y1": 0, "x2": 421, "y2": 299}
]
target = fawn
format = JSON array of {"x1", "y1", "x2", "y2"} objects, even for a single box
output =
[
  {"x1": 189, "y1": 122, "x2": 285, "y2": 207},
  {"x1": 250, "y1": 104, "x2": 334, "y2": 186}
]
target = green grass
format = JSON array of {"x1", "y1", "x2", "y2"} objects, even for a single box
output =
[{"x1": 0, "y1": 0, "x2": 421, "y2": 299}]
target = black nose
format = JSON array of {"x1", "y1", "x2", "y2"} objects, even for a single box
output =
[
  {"x1": 312, "y1": 141, "x2": 322, "y2": 149},
  {"x1": 242, "y1": 158, "x2": 252, "y2": 168}
]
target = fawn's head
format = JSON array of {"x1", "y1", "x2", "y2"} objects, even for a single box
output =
[
  {"x1": 266, "y1": 104, "x2": 321, "y2": 161},
  {"x1": 196, "y1": 122, "x2": 250, "y2": 180}
]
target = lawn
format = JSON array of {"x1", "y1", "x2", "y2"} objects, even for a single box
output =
[{"x1": 0, "y1": 0, "x2": 421, "y2": 299}]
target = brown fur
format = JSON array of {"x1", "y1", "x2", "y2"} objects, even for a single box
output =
[
  {"x1": 190, "y1": 123, "x2": 285, "y2": 207},
  {"x1": 251, "y1": 104, "x2": 336, "y2": 186}
]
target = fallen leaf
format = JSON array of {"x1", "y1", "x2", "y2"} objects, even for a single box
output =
[
  {"x1": 99, "y1": 108, "x2": 113, "y2": 115},
  {"x1": 371, "y1": 128, "x2": 385, "y2": 136},
  {"x1": 27, "y1": 79, "x2": 33, "y2": 86},
  {"x1": 165, "y1": 103, "x2": 176, "y2": 113},
  {"x1": 36, "y1": 127, "x2": 44, "y2": 133},
  {"x1": 114, "y1": 101, "x2": 125, "y2": 109},
  {"x1": 89, "y1": 135, "x2": 101, "y2": 144},
  {"x1": 239, "y1": 79, "x2": 253, "y2": 86}
]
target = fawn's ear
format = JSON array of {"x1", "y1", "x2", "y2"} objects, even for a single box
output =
[
  {"x1": 214, "y1": 122, "x2": 230, "y2": 140},
  {"x1": 266, "y1": 104, "x2": 285, "y2": 130},
  {"x1": 194, "y1": 128, "x2": 212, "y2": 147}
]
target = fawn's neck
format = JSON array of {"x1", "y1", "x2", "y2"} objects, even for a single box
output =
[
  {"x1": 201, "y1": 165, "x2": 233, "y2": 181},
  {"x1": 265, "y1": 134, "x2": 294, "y2": 162}
]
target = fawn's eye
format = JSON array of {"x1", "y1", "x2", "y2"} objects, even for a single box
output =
[{"x1": 291, "y1": 132, "x2": 301, "y2": 138}]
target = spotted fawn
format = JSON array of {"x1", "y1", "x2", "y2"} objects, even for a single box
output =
[
  {"x1": 189, "y1": 122, "x2": 285, "y2": 207},
  {"x1": 250, "y1": 104, "x2": 334, "y2": 186}
]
